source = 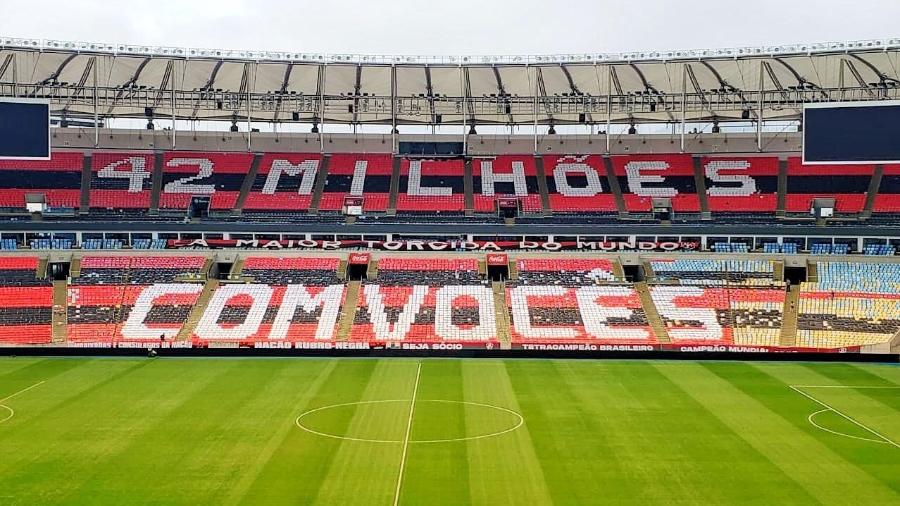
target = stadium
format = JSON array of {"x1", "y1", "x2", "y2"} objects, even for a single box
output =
[{"x1": 0, "y1": 6, "x2": 898, "y2": 503}]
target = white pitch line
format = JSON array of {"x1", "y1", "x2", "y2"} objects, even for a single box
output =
[
  {"x1": 393, "y1": 363, "x2": 422, "y2": 506},
  {"x1": 0, "y1": 381, "x2": 45, "y2": 425},
  {"x1": 790, "y1": 385, "x2": 900, "y2": 449},
  {"x1": 0, "y1": 381, "x2": 45, "y2": 404},
  {"x1": 793, "y1": 385, "x2": 900, "y2": 389}
]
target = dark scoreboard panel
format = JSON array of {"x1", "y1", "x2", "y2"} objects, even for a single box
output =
[
  {"x1": 804, "y1": 101, "x2": 900, "y2": 164},
  {"x1": 0, "y1": 100, "x2": 51, "y2": 160}
]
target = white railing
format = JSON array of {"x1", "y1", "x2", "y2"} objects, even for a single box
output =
[{"x1": 1, "y1": 36, "x2": 899, "y2": 65}]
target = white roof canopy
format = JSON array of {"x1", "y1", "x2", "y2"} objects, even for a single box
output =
[{"x1": 1, "y1": 36, "x2": 899, "y2": 126}]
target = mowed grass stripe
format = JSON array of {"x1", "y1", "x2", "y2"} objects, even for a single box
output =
[
  {"x1": 61, "y1": 360, "x2": 295, "y2": 503},
  {"x1": 463, "y1": 360, "x2": 554, "y2": 505},
  {"x1": 697, "y1": 362, "x2": 900, "y2": 502},
  {"x1": 399, "y1": 359, "x2": 471, "y2": 505},
  {"x1": 851, "y1": 363, "x2": 900, "y2": 386},
  {"x1": 0, "y1": 358, "x2": 61, "y2": 378},
  {"x1": 543, "y1": 361, "x2": 681, "y2": 505},
  {"x1": 799, "y1": 363, "x2": 900, "y2": 412},
  {"x1": 312, "y1": 360, "x2": 421, "y2": 505},
  {"x1": 0, "y1": 359, "x2": 223, "y2": 504},
  {"x1": 236, "y1": 359, "x2": 381, "y2": 505},
  {"x1": 749, "y1": 362, "x2": 900, "y2": 492},
  {"x1": 569, "y1": 361, "x2": 813, "y2": 505},
  {"x1": 222, "y1": 359, "x2": 338, "y2": 505}
]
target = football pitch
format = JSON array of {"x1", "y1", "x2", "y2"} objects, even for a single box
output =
[{"x1": 0, "y1": 357, "x2": 897, "y2": 505}]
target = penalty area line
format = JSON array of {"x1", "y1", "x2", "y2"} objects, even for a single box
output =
[
  {"x1": 789, "y1": 385, "x2": 899, "y2": 449},
  {"x1": 393, "y1": 362, "x2": 422, "y2": 506},
  {"x1": 0, "y1": 381, "x2": 45, "y2": 425}
]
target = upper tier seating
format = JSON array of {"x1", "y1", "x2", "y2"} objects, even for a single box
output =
[
  {"x1": 864, "y1": 244, "x2": 896, "y2": 256},
  {"x1": 67, "y1": 255, "x2": 207, "y2": 343},
  {"x1": 352, "y1": 257, "x2": 493, "y2": 342},
  {"x1": 703, "y1": 157, "x2": 778, "y2": 212},
  {"x1": 764, "y1": 243, "x2": 799, "y2": 254},
  {"x1": 797, "y1": 262, "x2": 900, "y2": 348},
  {"x1": 650, "y1": 259, "x2": 775, "y2": 285},
  {"x1": 242, "y1": 153, "x2": 321, "y2": 212},
  {"x1": 472, "y1": 156, "x2": 543, "y2": 213},
  {"x1": 872, "y1": 164, "x2": 900, "y2": 213},
  {"x1": 89, "y1": 152, "x2": 154, "y2": 211},
  {"x1": 318, "y1": 154, "x2": 392, "y2": 212},
  {"x1": 0, "y1": 257, "x2": 53, "y2": 344},
  {"x1": 712, "y1": 243, "x2": 750, "y2": 253},
  {"x1": 0, "y1": 152, "x2": 83, "y2": 209},
  {"x1": 192, "y1": 256, "x2": 345, "y2": 342},
  {"x1": 159, "y1": 152, "x2": 252, "y2": 210},
  {"x1": 785, "y1": 158, "x2": 872, "y2": 213},
  {"x1": 650, "y1": 285, "x2": 784, "y2": 345},
  {"x1": 611, "y1": 154, "x2": 700, "y2": 212},
  {"x1": 396, "y1": 158, "x2": 465, "y2": 213},
  {"x1": 542, "y1": 155, "x2": 618, "y2": 213},
  {"x1": 507, "y1": 259, "x2": 654, "y2": 343}
]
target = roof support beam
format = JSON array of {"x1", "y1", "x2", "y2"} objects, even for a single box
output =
[
  {"x1": 105, "y1": 56, "x2": 152, "y2": 116},
  {"x1": 535, "y1": 67, "x2": 555, "y2": 127},
  {"x1": 424, "y1": 66, "x2": 437, "y2": 129},
  {"x1": 559, "y1": 65, "x2": 590, "y2": 124},
  {"x1": 351, "y1": 64, "x2": 362, "y2": 125},
  {"x1": 491, "y1": 66, "x2": 514, "y2": 125},
  {"x1": 272, "y1": 63, "x2": 293, "y2": 124}
]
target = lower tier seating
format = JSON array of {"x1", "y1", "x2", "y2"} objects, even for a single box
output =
[
  {"x1": 191, "y1": 256, "x2": 346, "y2": 342},
  {"x1": 797, "y1": 261, "x2": 900, "y2": 348},
  {"x1": 650, "y1": 285, "x2": 785, "y2": 345},
  {"x1": 0, "y1": 257, "x2": 52, "y2": 344},
  {"x1": 351, "y1": 257, "x2": 493, "y2": 342}
]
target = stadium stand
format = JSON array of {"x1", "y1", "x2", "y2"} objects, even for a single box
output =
[
  {"x1": 319, "y1": 153, "x2": 392, "y2": 212},
  {"x1": 159, "y1": 152, "x2": 253, "y2": 210},
  {"x1": 242, "y1": 153, "x2": 321, "y2": 212},
  {"x1": 649, "y1": 259, "x2": 775, "y2": 285},
  {"x1": 0, "y1": 257, "x2": 53, "y2": 344},
  {"x1": 396, "y1": 158, "x2": 465, "y2": 213},
  {"x1": 785, "y1": 158, "x2": 872, "y2": 214},
  {"x1": 797, "y1": 262, "x2": 900, "y2": 348},
  {"x1": 0, "y1": 152, "x2": 83, "y2": 210},
  {"x1": 542, "y1": 155, "x2": 619, "y2": 213},
  {"x1": 611, "y1": 154, "x2": 700, "y2": 212},
  {"x1": 507, "y1": 258, "x2": 655, "y2": 343},
  {"x1": 649, "y1": 285, "x2": 784, "y2": 345},
  {"x1": 703, "y1": 156, "x2": 778, "y2": 213},
  {"x1": 89, "y1": 152, "x2": 155, "y2": 212},
  {"x1": 67, "y1": 256, "x2": 206, "y2": 343},
  {"x1": 192, "y1": 257, "x2": 345, "y2": 342},
  {"x1": 352, "y1": 257, "x2": 495, "y2": 342},
  {"x1": 872, "y1": 164, "x2": 900, "y2": 214},
  {"x1": 472, "y1": 156, "x2": 543, "y2": 213}
]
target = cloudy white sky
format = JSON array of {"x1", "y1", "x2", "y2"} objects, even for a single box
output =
[{"x1": 0, "y1": 0, "x2": 897, "y2": 55}]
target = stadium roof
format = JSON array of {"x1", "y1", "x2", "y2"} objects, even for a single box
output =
[{"x1": 1, "y1": 36, "x2": 900, "y2": 126}]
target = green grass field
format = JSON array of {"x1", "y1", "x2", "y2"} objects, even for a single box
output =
[{"x1": 0, "y1": 357, "x2": 897, "y2": 505}]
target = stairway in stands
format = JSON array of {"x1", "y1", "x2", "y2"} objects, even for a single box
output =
[
  {"x1": 336, "y1": 281, "x2": 360, "y2": 340},
  {"x1": 780, "y1": 285, "x2": 800, "y2": 346},
  {"x1": 175, "y1": 280, "x2": 219, "y2": 342},
  {"x1": 634, "y1": 282, "x2": 671, "y2": 343},
  {"x1": 492, "y1": 281, "x2": 511, "y2": 349},
  {"x1": 51, "y1": 280, "x2": 68, "y2": 344}
]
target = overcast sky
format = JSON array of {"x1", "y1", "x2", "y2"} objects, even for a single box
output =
[{"x1": 0, "y1": 0, "x2": 897, "y2": 56}]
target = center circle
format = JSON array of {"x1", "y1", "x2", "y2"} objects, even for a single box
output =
[
  {"x1": 295, "y1": 399, "x2": 523, "y2": 444},
  {"x1": 0, "y1": 405, "x2": 13, "y2": 424}
]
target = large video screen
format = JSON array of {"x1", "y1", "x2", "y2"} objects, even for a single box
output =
[
  {"x1": 804, "y1": 101, "x2": 900, "y2": 164},
  {"x1": 0, "y1": 99, "x2": 51, "y2": 160}
]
